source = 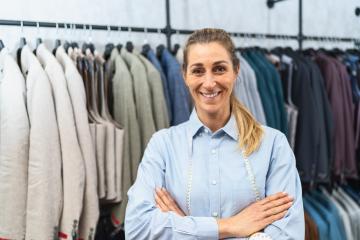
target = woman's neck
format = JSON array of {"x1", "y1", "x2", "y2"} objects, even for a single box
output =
[{"x1": 196, "y1": 107, "x2": 231, "y2": 132}]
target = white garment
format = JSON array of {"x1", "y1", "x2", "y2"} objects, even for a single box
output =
[
  {"x1": 56, "y1": 46, "x2": 99, "y2": 240},
  {"x1": 21, "y1": 45, "x2": 62, "y2": 240},
  {"x1": 0, "y1": 49, "x2": 29, "y2": 239},
  {"x1": 37, "y1": 43, "x2": 86, "y2": 237}
]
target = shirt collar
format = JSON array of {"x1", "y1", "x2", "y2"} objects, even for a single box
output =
[{"x1": 188, "y1": 109, "x2": 239, "y2": 141}]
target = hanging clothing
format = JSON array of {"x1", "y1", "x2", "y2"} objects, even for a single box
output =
[
  {"x1": 107, "y1": 48, "x2": 141, "y2": 226},
  {"x1": 56, "y1": 46, "x2": 99, "y2": 240},
  {"x1": 125, "y1": 110, "x2": 304, "y2": 239},
  {"x1": 315, "y1": 53, "x2": 358, "y2": 179},
  {"x1": 0, "y1": 49, "x2": 29, "y2": 239},
  {"x1": 120, "y1": 48, "x2": 156, "y2": 152},
  {"x1": 282, "y1": 51, "x2": 333, "y2": 183},
  {"x1": 144, "y1": 47, "x2": 172, "y2": 124},
  {"x1": 278, "y1": 54, "x2": 298, "y2": 149},
  {"x1": 21, "y1": 45, "x2": 63, "y2": 240},
  {"x1": 304, "y1": 213, "x2": 319, "y2": 240},
  {"x1": 159, "y1": 47, "x2": 191, "y2": 125},
  {"x1": 36, "y1": 43, "x2": 86, "y2": 238},
  {"x1": 234, "y1": 52, "x2": 267, "y2": 125},
  {"x1": 135, "y1": 50, "x2": 169, "y2": 130}
]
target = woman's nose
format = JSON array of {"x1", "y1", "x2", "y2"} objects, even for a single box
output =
[{"x1": 202, "y1": 73, "x2": 216, "y2": 88}]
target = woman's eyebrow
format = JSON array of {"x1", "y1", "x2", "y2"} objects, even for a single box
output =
[
  {"x1": 213, "y1": 60, "x2": 229, "y2": 65},
  {"x1": 190, "y1": 63, "x2": 204, "y2": 68}
]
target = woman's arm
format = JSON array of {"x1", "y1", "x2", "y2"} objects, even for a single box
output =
[
  {"x1": 262, "y1": 133, "x2": 305, "y2": 239},
  {"x1": 125, "y1": 131, "x2": 219, "y2": 240}
]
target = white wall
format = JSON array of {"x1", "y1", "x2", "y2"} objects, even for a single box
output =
[{"x1": 0, "y1": 0, "x2": 359, "y2": 52}]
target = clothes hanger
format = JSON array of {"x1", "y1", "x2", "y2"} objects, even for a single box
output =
[
  {"x1": 53, "y1": 39, "x2": 61, "y2": 55},
  {"x1": 141, "y1": 43, "x2": 151, "y2": 56},
  {"x1": 17, "y1": 21, "x2": 27, "y2": 69},
  {"x1": 103, "y1": 26, "x2": 115, "y2": 61},
  {"x1": 104, "y1": 43, "x2": 115, "y2": 61},
  {"x1": 156, "y1": 44, "x2": 165, "y2": 58},
  {"x1": 0, "y1": 39, "x2": 4, "y2": 52},
  {"x1": 33, "y1": 22, "x2": 42, "y2": 54},
  {"x1": 125, "y1": 27, "x2": 134, "y2": 52}
]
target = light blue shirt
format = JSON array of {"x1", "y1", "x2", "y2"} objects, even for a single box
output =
[{"x1": 125, "y1": 110, "x2": 304, "y2": 239}]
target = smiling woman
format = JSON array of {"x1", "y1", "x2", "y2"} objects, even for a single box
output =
[{"x1": 125, "y1": 28, "x2": 305, "y2": 240}]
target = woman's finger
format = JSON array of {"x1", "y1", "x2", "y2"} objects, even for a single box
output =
[
  {"x1": 159, "y1": 188, "x2": 186, "y2": 216},
  {"x1": 258, "y1": 192, "x2": 288, "y2": 205},
  {"x1": 264, "y1": 201, "x2": 293, "y2": 217},
  {"x1": 155, "y1": 190, "x2": 169, "y2": 211},
  {"x1": 262, "y1": 195, "x2": 293, "y2": 211}
]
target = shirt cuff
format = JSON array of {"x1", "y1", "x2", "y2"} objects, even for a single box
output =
[
  {"x1": 264, "y1": 224, "x2": 281, "y2": 239},
  {"x1": 195, "y1": 217, "x2": 219, "y2": 240}
]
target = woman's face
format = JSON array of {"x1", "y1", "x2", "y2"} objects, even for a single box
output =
[{"x1": 184, "y1": 42, "x2": 239, "y2": 117}]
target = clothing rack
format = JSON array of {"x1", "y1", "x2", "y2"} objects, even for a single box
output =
[{"x1": 0, "y1": 0, "x2": 358, "y2": 50}]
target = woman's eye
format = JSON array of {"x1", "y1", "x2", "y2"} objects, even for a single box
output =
[
  {"x1": 213, "y1": 66, "x2": 226, "y2": 73},
  {"x1": 192, "y1": 68, "x2": 204, "y2": 75}
]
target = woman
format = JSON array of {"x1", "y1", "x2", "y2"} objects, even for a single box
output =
[{"x1": 125, "y1": 28, "x2": 304, "y2": 239}]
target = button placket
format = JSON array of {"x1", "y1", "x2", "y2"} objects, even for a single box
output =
[{"x1": 209, "y1": 138, "x2": 221, "y2": 218}]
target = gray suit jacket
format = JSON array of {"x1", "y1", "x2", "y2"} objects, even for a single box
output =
[
  {"x1": 0, "y1": 50, "x2": 29, "y2": 239},
  {"x1": 37, "y1": 44, "x2": 85, "y2": 237},
  {"x1": 135, "y1": 51, "x2": 169, "y2": 130},
  {"x1": 21, "y1": 45, "x2": 62, "y2": 240},
  {"x1": 109, "y1": 48, "x2": 141, "y2": 226},
  {"x1": 56, "y1": 46, "x2": 99, "y2": 240},
  {"x1": 120, "y1": 48, "x2": 156, "y2": 153}
]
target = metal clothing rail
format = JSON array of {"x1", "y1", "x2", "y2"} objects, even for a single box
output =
[{"x1": 0, "y1": 0, "x2": 358, "y2": 50}]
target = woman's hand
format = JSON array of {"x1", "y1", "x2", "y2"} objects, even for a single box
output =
[
  {"x1": 155, "y1": 188, "x2": 186, "y2": 217},
  {"x1": 217, "y1": 192, "x2": 293, "y2": 239}
]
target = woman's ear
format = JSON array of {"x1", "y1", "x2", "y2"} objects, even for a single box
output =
[
  {"x1": 182, "y1": 69, "x2": 188, "y2": 87},
  {"x1": 235, "y1": 63, "x2": 240, "y2": 76}
]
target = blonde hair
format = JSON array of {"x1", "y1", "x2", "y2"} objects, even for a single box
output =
[{"x1": 183, "y1": 28, "x2": 264, "y2": 156}]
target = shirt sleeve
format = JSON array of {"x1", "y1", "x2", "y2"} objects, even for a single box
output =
[
  {"x1": 263, "y1": 133, "x2": 305, "y2": 240},
  {"x1": 124, "y1": 131, "x2": 219, "y2": 240}
]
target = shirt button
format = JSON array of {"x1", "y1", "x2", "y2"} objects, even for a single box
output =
[
  {"x1": 212, "y1": 212, "x2": 218, "y2": 217},
  {"x1": 212, "y1": 180, "x2": 217, "y2": 185},
  {"x1": 211, "y1": 149, "x2": 216, "y2": 154}
]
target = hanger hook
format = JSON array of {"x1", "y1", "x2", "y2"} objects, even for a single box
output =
[
  {"x1": 36, "y1": 22, "x2": 40, "y2": 35},
  {"x1": 20, "y1": 20, "x2": 24, "y2": 36},
  {"x1": 144, "y1": 27, "x2": 148, "y2": 44},
  {"x1": 128, "y1": 27, "x2": 132, "y2": 40},
  {"x1": 106, "y1": 25, "x2": 111, "y2": 43},
  {"x1": 89, "y1": 25, "x2": 92, "y2": 43}
]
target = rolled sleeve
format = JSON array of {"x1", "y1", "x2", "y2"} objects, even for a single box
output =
[
  {"x1": 263, "y1": 133, "x2": 305, "y2": 240},
  {"x1": 125, "y1": 131, "x2": 219, "y2": 240}
]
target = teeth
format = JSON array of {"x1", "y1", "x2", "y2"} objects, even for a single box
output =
[{"x1": 202, "y1": 92, "x2": 219, "y2": 98}]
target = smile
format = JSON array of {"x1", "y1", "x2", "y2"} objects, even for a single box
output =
[{"x1": 200, "y1": 91, "x2": 221, "y2": 99}]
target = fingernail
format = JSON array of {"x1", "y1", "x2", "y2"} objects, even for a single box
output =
[{"x1": 282, "y1": 192, "x2": 288, "y2": 195}]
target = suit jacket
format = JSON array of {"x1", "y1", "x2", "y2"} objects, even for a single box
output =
[
  {"x1": 159, "y1": 48, "x2": 191, "y2": 126},
  {"x1": 121, "y1": 48, "x2": 156, "y2": 153},
  {"x1": 135, "y1": 50, "x2": 169, "y2": 130},
  {"x1": 21, "y1": 45, "x2": 62, "y2": 240},
  {"x1": 37, "y1": 43, "x2": 85, "y2": 238},
  {"x1": 0, "y1": 50, "x2": 29, "y2": 239},
  {"x1": 109, "y1": 48, "x2": 141, "y2": 226},
  {"x1": 56, "y1": 46, "x2": 99, "y2": 240},
  {"x1": 243, "y1": 51, "x2": 277, "y2": 128},
  {"x1": 145, "y1": 48, "x2": 172, "y2": 123},
  {"x1": 235, "y1": 53, "x2": 267, "y2": 125}
]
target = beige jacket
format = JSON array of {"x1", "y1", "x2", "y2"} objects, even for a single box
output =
[
  {"x1": 21, "y1": 45, "x2": 63, "y2": 240},
  {"x1": 37, "y1": 43, "x2": 85, "y2": 238},
  {"x1": 0, "y1": 49, "x2": 29, "y2": 239},
  {"x1": 56, "y1": 46, "x2": 99, "y2": 240}
]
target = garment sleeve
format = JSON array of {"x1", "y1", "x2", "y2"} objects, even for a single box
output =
[
  {"x1": 124, "y1": 132, "x2": 219, "y2": 240},
  {"x1": 263, "y1": 133, "x2": 305, "y2": 240}
]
